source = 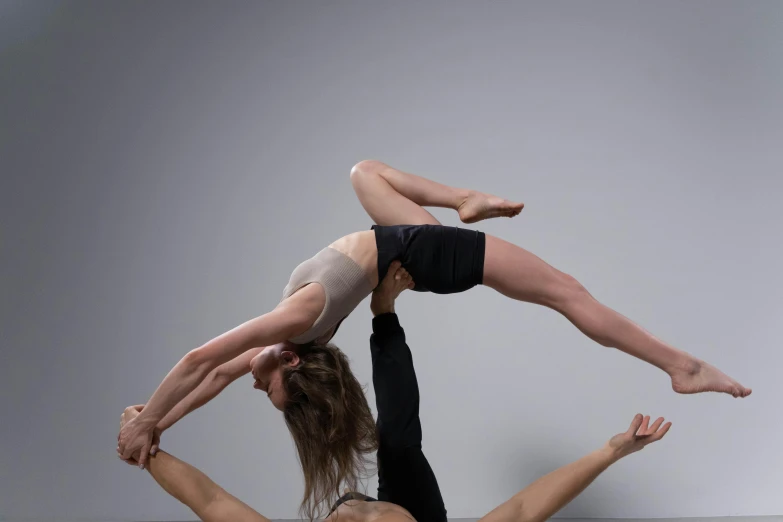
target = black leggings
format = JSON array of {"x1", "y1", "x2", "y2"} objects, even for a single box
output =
[
  {"x1": 328, "y1": 314, "x2": 447, "y2": 520},
  {"x1": 373, "y1": 224, "x2": 486, "y2": 294},
  {"x1": 372, "y1": 313, "x2": 447, "y2": 522}
]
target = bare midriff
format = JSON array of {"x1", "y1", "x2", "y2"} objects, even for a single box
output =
[
  {"x1": 326, "y1": 499, "x2": 415, "y2": 522},
  {"x1": 328, "y1": 230, "x2": 379, "y2": 288}
]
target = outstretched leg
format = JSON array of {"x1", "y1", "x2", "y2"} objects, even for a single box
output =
[
  {"x1": 352, "y1": 160, "x2": 750, "y2": 398},
  {"x1": 350, "y1": 159, "x2": 523, "y2": 226},
  {"x1": 483, "y1": 235, "x2": 751, "y2": 398}
]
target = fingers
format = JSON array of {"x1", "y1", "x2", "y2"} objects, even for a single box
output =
[
  {"x1": 138, "y1": 440, "x2": 151, "y2": 470},
  {"x1": 630, "y1": 414, "x2": 672, "y2": 446},
  {"x1": 398, "y1": 268, "x2": 413, "y2": 288},
  {"x1": 120, "y1": 444, "x2": 133, "y2": 460},
  {"x1": 117, "y1": 444, "x2": 138, "y2": 466},
  {"x1": 387, "y1": 261, "x2": 402, "y2": 280},
  {"x1": 123, "y1": 405, "x2": 142, "y2": 418},
  {"x1": 389, "y1": 262, "x2": 414, "y2": 289},
  {"x1": 647, "y1": 416, "x2": 665, "y2": 435},
  {"x1": 649, "y1": 421, "x2": 672, "y2": 442},
  {"x1": 381, "y1": 260, "x2": 416, "y2": 291},
  {"x1": 627, "y1": 413, "x2": 643, "y2": 435},
  {"x1": 637, "y1": 415, "x2": 651, "y2": 436}
]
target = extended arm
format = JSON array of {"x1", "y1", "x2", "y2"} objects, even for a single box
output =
[
  {"x1": 146, "y1": 451, "x2": 269, "y2": 522},
  {"x1": 480, "y1": 415, "x2": 672, "y2": 522},
  {"x1": 120, "y1": 408, "x2": 270, "y2": 522},
  {"x1": 157, "y1": 347, "x2": 262, "y2": 432},
  {"x1": 119, "y1": 284, "x2": 325, "y2": 468}
]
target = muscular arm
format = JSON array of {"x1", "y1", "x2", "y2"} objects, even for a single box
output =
[
  {"x1": 157, "y1": 348, "x2": 262, "y2": 432},
  {"x1": 145, "y1": 450, "x2": 270, "y2": 522}
]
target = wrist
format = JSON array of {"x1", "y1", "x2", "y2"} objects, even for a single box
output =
[
  {"x1": 598, "y1": 444, "x2": 624, "y2": 463},
  {"x1": 137, "y1": 410, "x2": 161, "y2": 430}
]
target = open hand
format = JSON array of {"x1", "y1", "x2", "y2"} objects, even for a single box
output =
[{"x1": 606, "y1": 414, "x2": 672, "y2": 458}]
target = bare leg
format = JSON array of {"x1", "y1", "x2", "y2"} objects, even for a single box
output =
[
  {"x1": 350, "y1": 159, "x2": 524, "y2": 226},
  {"x1": 483, "y1": 235, "x2": 751, "y2": 398},
  {"x1": 351, "y1": 160, "x2": 749, "y2": 398}
]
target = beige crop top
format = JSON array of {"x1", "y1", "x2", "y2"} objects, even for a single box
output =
[{"x1": 281, "y1": 247, "x2": 374, "y2": 344}]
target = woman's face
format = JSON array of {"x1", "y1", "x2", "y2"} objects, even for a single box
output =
[{"x1": 250, "y1": 343, "x2": 300, "y2": 411}]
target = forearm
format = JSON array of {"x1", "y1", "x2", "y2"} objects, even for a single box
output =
[
  {"x1": 157, "y1": 369, "x2": 228, "y2": 432},
  {"x1": 137, "y1": 354, "x2": 214, "y2": 428},
  {"x1": 486, "y1": 447, "x2": 620, "y2": 522},
  {"x1": 145, "y1": 450, "x2": 221, "y2": 515},
  {"x1": 145, "y1": 450, "x2": 269, "y2": 522},
  {"x1": 139, "y1": 312, "x2": 296, "y2": 427}
]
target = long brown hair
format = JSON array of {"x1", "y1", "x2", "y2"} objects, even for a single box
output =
[{"x1": 282, "y1": 344, "x2": 378, "y2": 521}]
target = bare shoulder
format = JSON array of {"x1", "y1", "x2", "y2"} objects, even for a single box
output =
[
  {"x1": 328, "y1": 500, "x2": 415, "y2": 522},
  {"x1": 276, "y1": 282, "x2": 326, "y2": 327}
]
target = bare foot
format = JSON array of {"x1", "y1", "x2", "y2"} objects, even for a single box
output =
[
  {"x1": 457, "y1": 190, "x2": 524, "y2": 224},
  {"x1": 670, "y1": 358, "x2": 752, "y2": 398}
]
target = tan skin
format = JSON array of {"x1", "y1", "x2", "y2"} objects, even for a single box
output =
[
  {"x1": 119, "y1": 270, "x2": 672, "y2": 522},
  {"x1": 119, "y1": 159, "x2": 748, "y2": 469},
  {"x1": 119, "y1": 397, "x2": 673, "y2": 522}
]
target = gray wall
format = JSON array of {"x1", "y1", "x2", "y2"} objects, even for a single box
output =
[{"x1": 1, "y1": 1, "x2": 781, "y2": 521}]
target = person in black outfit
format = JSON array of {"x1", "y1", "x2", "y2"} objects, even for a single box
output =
[{"x1": 328, "y1": 260, "x2": 447, "y2": 522}]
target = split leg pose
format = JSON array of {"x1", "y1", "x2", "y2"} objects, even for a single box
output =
[
  {"x1": 119, "y1": 160, "x2": 748, "y2": 514},
  {"x1": 118, "y1": 266, "x2": 672, "y2": 522},
  {"x1": 350, "y1": 160, "x2": 750, "y2": 399}
]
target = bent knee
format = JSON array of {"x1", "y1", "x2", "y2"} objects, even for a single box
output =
[{"x1": 350, "y1": 159, "x2": 385, "y2": 182}]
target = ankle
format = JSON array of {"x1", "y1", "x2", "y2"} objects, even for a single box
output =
[
  {"x1": 667, "y1": 355, "x2": 701, "y2": 376},
  {"x1": 453, "y1": 188, "x2": 472, "y2": 210}
]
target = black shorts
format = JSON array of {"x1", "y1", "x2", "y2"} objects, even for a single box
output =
[{"x1": 373, "y1": 224, "x2": 486, "y2": 293}]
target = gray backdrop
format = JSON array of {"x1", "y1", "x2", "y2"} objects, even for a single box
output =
[{"x1": 1, "y1": 1, "x2": 781, "y2": 521}]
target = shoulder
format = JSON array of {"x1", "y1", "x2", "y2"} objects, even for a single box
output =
[{"x1": 276, "y1": 283, "x2": 326, "y2": 324}]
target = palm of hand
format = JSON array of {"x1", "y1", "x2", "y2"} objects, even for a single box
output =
[{"x1": 608, "y1": 414, "x2": 672, "y2": 457}]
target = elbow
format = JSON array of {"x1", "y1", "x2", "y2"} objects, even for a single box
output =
[
  {"x1": 181, "y1": 348, "x2": 219, "y2": 379},
  {"x1": 211, "y1": 366, "x2": 236, "y2": 390}
]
